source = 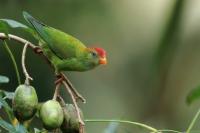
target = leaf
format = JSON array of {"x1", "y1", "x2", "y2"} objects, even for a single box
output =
[
  {"x1": 34, "y1": 128, "x2": 40, "y2": 133},
  {"x1": 2, "y1": 91, "x2": 14, "y2": 100},
  {"x1": 0, "y1": 75, "x2": 9, "y2": 84},
  {"x1": 0, "y1": 101, "x2": 2, "y2": 109},
  {"x1": 0, "y1": 90, "x2": 14, "y2": 109},
  {"x1": 0, "y1": 21, "x2": 9, "y2": 37},
  {"x1": 186, "y1": 85, "x2": 200, "y2": 105},
  {"x1": 15, "y1": 124, "x2": 28, "y2": 133},
  {"x1": 0, "y1": 19, "x2": 28, "y2": 29},
  {"x1": 0, "y1": 19, "x2": 33, "y2": 35},
  {"x1": 0, "y1": 95, "x2": 15, "y2": 122},
  {"x1": 34, "y1": 128, "x2": 48, "y2": 133},
  {"x1": 34, "y1": 128, "x2": 42, "y2": 133},
  {"x1": 0, "y1": 119, "x2": 16, "y2": 132}
]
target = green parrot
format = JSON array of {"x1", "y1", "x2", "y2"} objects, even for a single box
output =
[{"x1": 23, "y1": 11, "x2": 107, "y2": 73}]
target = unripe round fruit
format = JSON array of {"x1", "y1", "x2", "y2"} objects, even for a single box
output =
[
  {"x1": 12, "y1": 84, "x2": 38, "y2": 121},
  {"x1": 61, "y1": 104, "x2": 83, "y2": 133},
  {"x1": 40, "y1": 100, "x2": 64, "y2": 130}
]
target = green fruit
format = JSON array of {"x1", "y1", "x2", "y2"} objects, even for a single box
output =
[
  {"x1": 12, "y1": 84, "x2": 38, "y2": 121},
  {"x1": 40, "y1": 100, "x2": 64, "y2": 130},
  {"x1": 61, "y1": 104, "x2": 83, "y2": 133}
]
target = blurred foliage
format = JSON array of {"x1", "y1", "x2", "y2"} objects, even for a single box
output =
[
  {"x1": 0, "y1": 75, "x2": 9, "y2": 84},
  {"x1": 0, "y1": 21, "x2": 9, "y2": 37},
  {"x1": 186, "y1": 86, "x2": 200, "y2": 105}
]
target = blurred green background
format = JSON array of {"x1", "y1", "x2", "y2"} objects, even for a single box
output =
[{"x1": 1, "y1": 0, "x2": 200, "y2": 132}]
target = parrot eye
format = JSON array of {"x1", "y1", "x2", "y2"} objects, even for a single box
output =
[{"x1": 90, "y1": 51, "x2": 97, "y2": 57}]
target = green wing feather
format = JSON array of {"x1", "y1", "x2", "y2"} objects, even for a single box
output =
[{"x1": 23, "y1": 11, "x2": 86, "y2": 59}]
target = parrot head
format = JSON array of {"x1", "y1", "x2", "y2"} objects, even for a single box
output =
[
  {"x1": 85, "y1": 47, "x2": 107, "y2": 67},
  {"x1": 94, "y1": 47, "x2": 107, "y2": 65}
]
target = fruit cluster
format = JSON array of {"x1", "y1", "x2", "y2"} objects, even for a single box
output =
[{"x1": 12, "y1": 84, "x2": 82, "y2": 132}]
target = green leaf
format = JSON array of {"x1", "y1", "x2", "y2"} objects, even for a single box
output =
[
  {"x1": 0, "y1": 90, "x2": 14, "y2": 109},
  {"x1": 3, "y1": 91, "x2": 15, "y2": 100},
  {"x1": 0, "y1": 19, "x2": 33, "y2": 35},
  {"x1": 3, "y1": 91, "x2": 14, "y2": 100},
  {"x1": 0, "y1": 101, "x2": 2, "y2": 109},
  {"x1": 0, "y1": 119, "x2": 16, "y2": 132},
  {"x1": 34, "y1": 128, "x2": 44, "y2": 133},
  {"x1": 0, "y1": 21, "x2": 9, "y2": 37},
  {"x1": 34, "y1": 128, "x2": 40, "y2": 133},
  {"x1": 0, "y1": 75, "x2": 9, "y2": 84},
  {"x1": 0, "y1": 19, "x2": 28, "y2": 29},
  {"x1": 186, "y1": 85, "x2": 200, "y2": 105},
  {"x1": 0, "y1": 95, "x2": 15, "y2": 122},
  {"x1": 0, "y1": 90, "x2": 14, "y2": 100},
  {"x1": 15, "y1": 124, "x2": 28, "y2": 133},
  {"x1": 34, "y1": 128, "x2": 48, "y2": 133}
]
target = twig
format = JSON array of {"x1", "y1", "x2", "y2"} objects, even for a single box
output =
[
  {"x1": 0, "y1": 33, "x2": 36, "y2": 49},
  {"x1": 84, "y1": 119, "x2": 158, "y2": 133},
  {"x1": 22, "y1": 42, "x2": 33, "y2": 85},
  {"x1": 186, "y1": 108, "x2": 200, "y2": 133},
  {"x1": 157, "y1": 129, "x2": 182, "y2": 133},
  {"x1": 57, "y1": 95, "x2": 66, "y2": 107},
  {"x1": 53, "y1": 83, "x2": 61, "y2": 100},
  {"x1": 61, "y1": 72, "x2": 86, "y2": 103},
  {"x1": 62, "y1": 81, "x2": 85, "y2": 133}
]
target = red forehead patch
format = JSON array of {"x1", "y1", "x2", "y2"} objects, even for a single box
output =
[{"x1": 94, "y1": 47, "x2": 106, "y2": 58}]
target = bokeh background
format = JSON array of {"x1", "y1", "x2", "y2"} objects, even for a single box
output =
[{"x1": 1, "y1": 0, "x2": 200, "y2": 132}]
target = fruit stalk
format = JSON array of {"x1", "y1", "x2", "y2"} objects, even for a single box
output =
[
  {"x1": 53, "y1": 83, "x2": 61, "y2": 100},
  {"x1": 22, "y1": 42, "x2": 33, "y2": 85}
]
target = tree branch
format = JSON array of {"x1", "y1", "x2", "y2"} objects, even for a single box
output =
[
  {"x1": 0, "y1": 33, "x2": 36, "y2": 49},
  {"x1": 53, "y1": 83, "x2": 61, "y2": 100},
  {"x1": 61, "y1": 72, "x2": 86, "y2": 103},
  {"x1": 62, "y1": 81, "x2": 85, "y2": 133}
]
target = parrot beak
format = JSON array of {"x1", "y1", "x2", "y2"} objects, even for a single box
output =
[{"x1": 99, "y1": 57, "x2": 107, "y2": 65}]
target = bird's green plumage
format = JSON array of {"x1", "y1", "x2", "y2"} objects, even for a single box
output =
[
  {"x1": 43, "y1": 27, "x2": 86, "y2": 59},
  {"x1": 23, "y1": 11, "x2": 100, "y2": 72}
]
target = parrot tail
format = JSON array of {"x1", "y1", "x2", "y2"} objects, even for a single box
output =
[
  {"x1": 23, "y1": 11, "x2": 46, "y2": 29},
  {"x1": 22, "y1": 11, "x2": 52, "y2": 47}
]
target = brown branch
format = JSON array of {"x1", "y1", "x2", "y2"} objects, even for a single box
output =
[
  {"x1": 61, "y1": 72, "x2": 86, "y2": 103},
  {"x1": 53, "y1": 83, "x2": 61, "y2": 100},
  {"x1": 0, "y1": 33, "x2": 36, "y2": 49},
  {"x1": 62, "y1": 81, "x2": 85, "y2": 133}
]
